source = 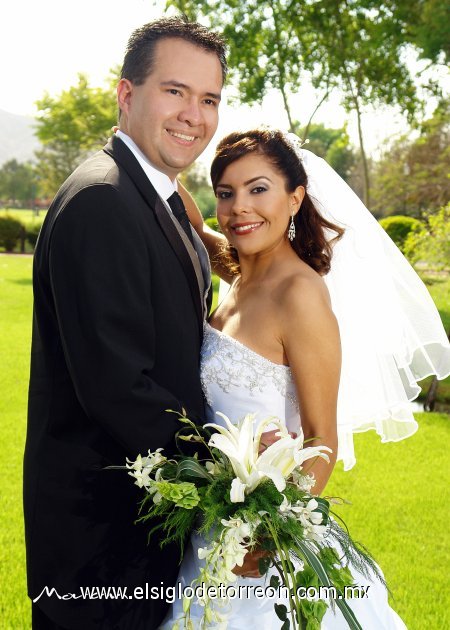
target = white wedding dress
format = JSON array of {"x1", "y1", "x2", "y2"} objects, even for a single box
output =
[{"x1": 160, "y1": 323, "x2": 407, "y2": 629}]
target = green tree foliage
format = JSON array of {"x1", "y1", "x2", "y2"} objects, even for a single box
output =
[
  {"x1": 371, "y1": 100, "x2": 450, "y2": 218},
  {"x1": 26, "y1": 221, "x2": 44, "y2": 249},
  {"x1": 303, "y1": 123, "x2": 355, "y2": 182},
  {"x1": 300, "y1": 1, "x2": 418, "y2": 208},
  {"x1": 167, "y1": 1, "x2": 420, "y2": 207},
  {"x1": 395, "y1": 0, "x2": 450, "y2": 64},
  {"x1": 34, "y1": 72, "x2": 117, "y2": 195},
  {"x1": 0, "y1": 160, "x2": 39, "y2": 206},
  {"x1": 179, "y1": 163, "x2": 217, "y2": 218},
  {"x1": 379, "y1": 215, "x2": 422, "y2": 252},
  {"x1": 403, "y1": 204, "x2": 450, "y2": 270}
]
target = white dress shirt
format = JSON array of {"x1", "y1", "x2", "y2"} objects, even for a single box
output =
[{"x1": 115, "y1": 129, "x2": 177, "y2": 210}]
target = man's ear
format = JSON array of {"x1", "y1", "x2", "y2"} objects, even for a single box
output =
[
  {"x1": 291, "y1": 185, "x2": 305, "y2": 216},
  {"x1": 117, "y1": 79, "x2": 133, "y2": 117}
]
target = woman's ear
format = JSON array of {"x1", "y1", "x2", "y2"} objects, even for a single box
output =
[{"x1": 290, "y1": 185, "x2": 305, "y2": 216}]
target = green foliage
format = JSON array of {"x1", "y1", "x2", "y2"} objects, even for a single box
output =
[
  {"x1": 0, "y1": 210, "x2": 45, "y2": 253},
  {"x1": 396, "y1": 0, "x2": 450, "y2": 64},
  {"x1": 303, "y1": 123, "x2": 356, "y2": 182},
  {"x1": 25, "y1": 222, "x2": 43, "y2": 249},
  {"x1": 34, "y1": 72, "x2": 117, "y2": 195},
  {"x1": 196, "y1": 473, "x2": 237, "y2": 535},
  {"x1": 179, "y1": 163, "x2": 217, "y2": 219},
  {"x1": 318, "y1": 548, "x2": 354, "y2": 591},
  {"x1": 139, "y1": 493, "x2": 198, "y2": 553},
  {"x1": 0, "y1": 160, "x2": 39, "y2": 206},
  {"x1": 0, "y1": 215, "x2": 24, "y2": 252},
  {"x1": 379, "y1": 215, "x2": 422, "y2": 251},
  {"x1": 193, "y1": 187, "x2": 217, "y2": 219},
  {"x1": 168, "y1": 0, "x2": 422, "y2": 208},
  {"x1": 371, "y1": 99, "x2": 450, "y2": 218},
  {"x1": 413, "y1": 0, "x2": 450, "y2": 63},
  {"x1": 35, "y1": 72, "x2": 117, "y2": 148},
  {"x1": 168, "y1": 1, "x2": 419, "y2": 123},
  {"x1": 205, "y1": 217, "x2": 220, "y2": 232},
  {"x1": 403, "y1": 204, "x2": 450, "y2": 270},
  {"x1": 154, "y1": 480, "x2": 200, "y2": 508}
]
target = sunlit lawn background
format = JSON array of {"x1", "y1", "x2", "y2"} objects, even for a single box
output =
[{"x1": 1, "y1": 252, "x2": 449, "y2": 629}]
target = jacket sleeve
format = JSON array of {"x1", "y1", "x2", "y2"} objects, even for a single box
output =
[{"x1": 48, "y1": 183, "x2": 183, "y2": 456}]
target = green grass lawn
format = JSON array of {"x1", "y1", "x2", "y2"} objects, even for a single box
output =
[
  {"x1": 0, "y1": 254, "x2": 33, "y2": 628},
  {"x1": 1, "y1": 255, "x2": 449, "y2": 629}
]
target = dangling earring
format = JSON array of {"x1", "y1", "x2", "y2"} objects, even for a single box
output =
[{"x1": 288, "y1": 213, "x2": 296, "y2": 241}]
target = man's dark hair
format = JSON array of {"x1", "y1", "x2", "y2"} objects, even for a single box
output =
[{"x1": 121, "y1": 15, "x2": 227, "y2": 85}]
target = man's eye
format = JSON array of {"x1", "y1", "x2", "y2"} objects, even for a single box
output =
[
  {"x1": 217, "y1": 191, "x2": 231, "y2": 199},
  {"x1": 203, "y1": 99, "x2": 217, "y2": 107},
  {"x1": 168, "y1": 89, "x2": 181, "y2": 96}
]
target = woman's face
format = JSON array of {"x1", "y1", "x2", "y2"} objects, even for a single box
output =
[{"x1": 215, "y1": 153, "x2": 304, "y2": 258}]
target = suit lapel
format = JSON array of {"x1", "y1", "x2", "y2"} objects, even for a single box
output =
[
  {"x1": 103, "y1": 136, "x2": 204, "y2": 334},
  {"x1": 153, "y1": 196, "x2": 204, "y2": 330}
]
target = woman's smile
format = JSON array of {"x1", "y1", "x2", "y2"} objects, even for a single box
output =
[{"x1": 231, "y1": 221, "x2": 264, "y2": 235}]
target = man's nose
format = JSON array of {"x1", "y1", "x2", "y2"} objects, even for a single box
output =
[{"x1": 178, "y1": 98, "x2": 204, "y2": 127}]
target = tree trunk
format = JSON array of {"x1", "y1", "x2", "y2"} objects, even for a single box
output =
[
  {"x1": 272, "y1": 4, "x2": 297, "y2": 134},
  {"x1": 301, "y1": 88, "x2": 330, "y2": 141},
  {"x1": 279, "y1": 82, "x2": 296, "y2": 133},
  {"x1": 354, "y1": 98, "x2": 370, "y2": 208},
  {"x1": 424, "y1": 376, "x2": 438, "y2": 412}
]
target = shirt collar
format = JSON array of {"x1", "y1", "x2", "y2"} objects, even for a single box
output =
[{"x1": 115, "y1": 129, "x2": 177, "y2": 200}]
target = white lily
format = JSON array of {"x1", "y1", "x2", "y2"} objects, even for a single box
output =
[
  {"x1": 205, "y1": 413, "x2": 332, "y2": 503},
  {"x1": 230, "y1": 477, "x2": 246, "y2": 503}
]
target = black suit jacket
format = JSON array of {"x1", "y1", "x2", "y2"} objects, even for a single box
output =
[{"x1": 24, "y1": 136, "x2": 209, "y2": 629}]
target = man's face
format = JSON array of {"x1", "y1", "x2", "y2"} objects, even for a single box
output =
[{"x1": 117, "y1": 38, "x2": 223, "y2": 180}]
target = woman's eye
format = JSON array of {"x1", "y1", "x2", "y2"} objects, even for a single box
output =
[
  {"x1": 217, "y1": 191, "x2": 232, "y2": 199},
  {"x1": 251, "y1": 186, "x2": 267, "y2": 194}
]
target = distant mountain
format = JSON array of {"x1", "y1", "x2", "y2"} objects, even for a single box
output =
[{"x1": 0, "y1": 109, "x2": 41, "y2": 166}]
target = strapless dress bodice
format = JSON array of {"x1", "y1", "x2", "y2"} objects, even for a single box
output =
[{"x1": 200, "y1": 322, "x2": 300, "y2": 433}]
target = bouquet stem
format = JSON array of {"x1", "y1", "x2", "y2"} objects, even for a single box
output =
[{"x1": 266, "y1": 518, "x2": 304, "y2": 629}]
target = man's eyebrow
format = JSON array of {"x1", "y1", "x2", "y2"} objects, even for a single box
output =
[
  {"x1": 160, "y1": 81, "x2": 221, "y2": 101},
  {"x1": 216, "y1": 176, "x2": 272, "y2": 188}
]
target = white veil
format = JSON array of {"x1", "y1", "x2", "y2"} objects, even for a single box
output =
[{"x1": 218, "y1": 140, "x2": 450, "y2": 470}]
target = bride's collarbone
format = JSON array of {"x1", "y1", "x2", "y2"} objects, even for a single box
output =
[{"x1": 208, "y1": 303, "x2": 286, "y2": 366}]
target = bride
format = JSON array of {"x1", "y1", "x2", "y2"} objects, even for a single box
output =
[{"x1": 160, "y1": 128, "x2": 450, "y2": 629}]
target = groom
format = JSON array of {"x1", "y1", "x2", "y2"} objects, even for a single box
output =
[{"x1": 24, "y1": 17, "x2": 226, "y2": 630}]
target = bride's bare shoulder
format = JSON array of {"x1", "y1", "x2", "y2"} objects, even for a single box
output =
[
  {"x1": 277, "y1": 269, "x2": 339, "y2": 352},
  {"x1": 274, "y1": 266, "x2": 337, "y2": 341},
  {"x1": 276, "y1": 265, "x2": 332, "y2": 311}
]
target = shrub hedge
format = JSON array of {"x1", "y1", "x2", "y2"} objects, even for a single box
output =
[{"x1": 379, "y1": 215, "x2": 422, "y2": 251}]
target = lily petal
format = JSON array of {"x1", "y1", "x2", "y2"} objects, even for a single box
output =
[{"x1": 230, "y1": 477, "x2": 246, "y2": 503}]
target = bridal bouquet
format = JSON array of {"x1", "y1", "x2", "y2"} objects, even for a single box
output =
[{"x1": 124, "y1": 410, "x2": 383, "y2": 630}]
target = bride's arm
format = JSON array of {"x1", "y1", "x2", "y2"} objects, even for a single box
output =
[
  {"x1": 233, "y1": 274, "x2": 340, "y2": 579},
  {"x1": 280, "y1": 274, "x2": 340, "y2": 495},
  {"x1": 177, "y1": 181, "x2": 234, "y2": 283}
]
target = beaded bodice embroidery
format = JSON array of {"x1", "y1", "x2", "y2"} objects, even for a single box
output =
[{"x1": 200, "y1": 323, "x2": 300, "y2": 432}]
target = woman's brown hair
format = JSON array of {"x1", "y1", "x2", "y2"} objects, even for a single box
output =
[{"x1": 210, "y1": 128, "x2": 344, "y2": 275}]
